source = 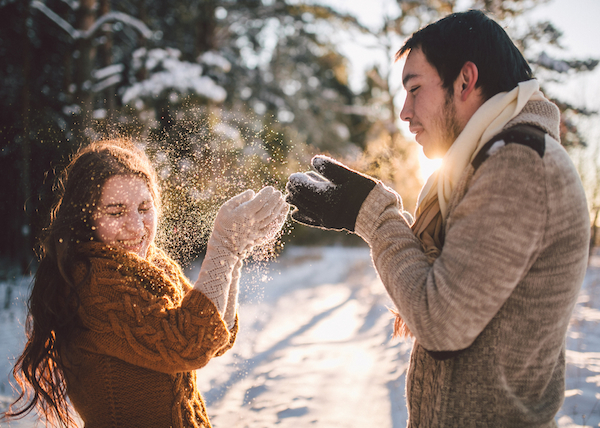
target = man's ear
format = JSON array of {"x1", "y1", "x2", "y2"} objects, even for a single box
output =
[{"x1": 455, "y1": 61, "x2": 479, "y2": 102}]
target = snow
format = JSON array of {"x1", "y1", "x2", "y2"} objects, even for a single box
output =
[
  {"x1": 30, "y1": 2, "x2": 153, "y2": 41},
  {"x1": 534, "y1": 52, "x2": 572, "y2": 74},
  {"x1": 122, "y1": 48, "x2": 227, "y2": 106},
  {"x1": 92, "y1": 64, "x2": 124, "y2": 83},
  {"x1": 1, "y1": 246, "x2": 599, "y2": 427},
  {"x1": 89, "y1": 12, "x2": 153, "y2": 41},
  {"x1": 30, "y1": 1, "x2": 79, "y2": 40},
  {"x1": 288, "y1": 172, "x2": 330, "y2": 193},
  {"x1": 198, "y1": 51, "x2": 232, "y2": 73}
]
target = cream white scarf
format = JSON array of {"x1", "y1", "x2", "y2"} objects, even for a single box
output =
[{"x1": 417, "y1": 79, "x2": 547, "y2": 220}]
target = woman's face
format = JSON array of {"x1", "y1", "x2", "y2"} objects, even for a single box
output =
[{"x1": 92, "y1": 175, "x2": 157, "y2": 258}]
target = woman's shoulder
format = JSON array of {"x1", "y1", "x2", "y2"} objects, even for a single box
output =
[
  {"x1": 69, "y1": 244, "x2": 119, "y2": 297},
  {"x1": 76, "y1": 242, "x2": 127, "y2": 270},
  {"x1": 75, "y1": 242, "x2": 189, "y2": 298},
  {"x1": 147, "y1": 245, "x2": 191, "y2": 288},
  {"x1": 73, "y1": 241, "x2": 153, "y2": 286},
  {"x1": 147, "y1": 245, "x2": 182, "y2": 268}
]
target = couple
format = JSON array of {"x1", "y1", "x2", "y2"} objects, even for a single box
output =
[{"x1": 3, "y1": 10, "x2": 589, "y2": 428}]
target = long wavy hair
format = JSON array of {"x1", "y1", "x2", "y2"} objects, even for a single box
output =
[{"x1": 2, "y1": 139, "x2": 160, "y2": 427}]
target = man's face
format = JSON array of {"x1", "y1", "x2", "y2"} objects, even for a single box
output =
[{"x1": 400, "y1": 47, "x2": 462, "y2": 159}]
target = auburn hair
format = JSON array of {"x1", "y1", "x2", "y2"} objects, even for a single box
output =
[{"x1": 2, "y1": 139, "x2": 159, "y2": 427}]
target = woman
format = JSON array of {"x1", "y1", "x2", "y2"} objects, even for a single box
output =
[{"x1": 3, "y1": 140, "x2": 288, "y2": 427}]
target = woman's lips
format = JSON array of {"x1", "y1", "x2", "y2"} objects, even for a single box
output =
[{"x1": 119, "y1": 235, "x2": 145, "y2": 252}]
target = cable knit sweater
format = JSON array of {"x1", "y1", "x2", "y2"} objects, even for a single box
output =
[
  {"x1": 355, "y1": 100, "x2": 590, "y2": 427},
  {"x1": 65, "y1": 242, "x2": 237, "y2": 428}
]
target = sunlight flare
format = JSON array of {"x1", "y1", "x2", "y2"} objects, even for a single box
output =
[{"x1": 418, "y1": 148, "x2": 442, "y2": 182}]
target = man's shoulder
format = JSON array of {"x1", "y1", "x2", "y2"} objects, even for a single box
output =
[{"x1": 471, "y1": 124, "x2": 547, "y2": 172}]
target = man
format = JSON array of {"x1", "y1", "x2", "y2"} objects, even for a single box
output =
[{"x1": 285, "y1": 10, "x2": 589, "y2": 428}]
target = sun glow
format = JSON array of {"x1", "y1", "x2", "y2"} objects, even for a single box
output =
[{"x1": 418, "y1": 148, "x2": 442, "y2": 183}]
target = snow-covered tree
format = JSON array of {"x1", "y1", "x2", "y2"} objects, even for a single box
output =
[{"x1": 0, "y1": 0, "x2": 597, "y2": 267}]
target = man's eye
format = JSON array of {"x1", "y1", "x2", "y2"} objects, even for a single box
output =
[
  {"x1": 106, "y1": 211, "x2": 124, "y2": 217},
  {"x1": 409, "y1": 86, "x2": 420, "y2": 94}
]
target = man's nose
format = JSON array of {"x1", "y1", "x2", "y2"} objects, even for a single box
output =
[
  {"x1": 400, "y1": 98, "x2": 412, "y2": 122},
  {"x1": 400, "y1": 94, "x2": 414, "y2": 122}
]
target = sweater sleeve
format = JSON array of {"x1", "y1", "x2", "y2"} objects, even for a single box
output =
[
  {"x1": 74, "y1": 258, "x2": 237, "y2": 374},
  {"x1": 355, "y1": 144, "x2": 547, "y2": 352}
]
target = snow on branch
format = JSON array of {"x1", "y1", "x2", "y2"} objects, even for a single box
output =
[
  {"x1": 31, "y1": 1, "x2": 78, "y2": 39},
  {"x1": 88, "y1": 11, "x2": 154, "y2": 40},
  {"x1": 58, "y1": 0, "x2": 78, "y2": 11},
  {"x1": 198, "y1": 51, "x2": 232, "y2": 72},
  {"x1": 92, "y1": 63, "x2": 125, "y2": 81},
  {"x1": 122, "y1": 48, "x2": 227, "y2": 106},
  {"x1": 30, "y1": 1, "x2": 154, "y2": 41},
  {"x1": 92, "y1": 63, "x2": 125, "y2": 92},
  {"x1": 533, "y1": 52, "x2": 599, "y2": 74}
]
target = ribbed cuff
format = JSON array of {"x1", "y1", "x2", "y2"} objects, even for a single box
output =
[{"x1": 355, "y1": 183, "x2": 401, "y2": 241}]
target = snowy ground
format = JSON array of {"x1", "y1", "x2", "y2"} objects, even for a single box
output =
[{"x1": 0, "y1": 246, "x2": 599, "y2": 427}]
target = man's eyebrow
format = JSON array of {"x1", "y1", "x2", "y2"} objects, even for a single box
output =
[{"x1": 403, "y1": 73, "x2": 419, "y2": 88}]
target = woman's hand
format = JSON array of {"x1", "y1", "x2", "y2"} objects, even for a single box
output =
[
  {"x1": 194, "y1": 187, "x2": 288, "y2": 316},
  {"x1": 212, "y1": 186, "x2": 289, "y2": 256}
]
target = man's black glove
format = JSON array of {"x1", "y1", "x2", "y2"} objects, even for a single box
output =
[{"x1": 285, "y1": 155, "x2": 377, "y2": 232}]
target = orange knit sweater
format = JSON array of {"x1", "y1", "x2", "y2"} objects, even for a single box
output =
[{"x1": 64, "y1": 242, "x2": 237, "y2": 427}]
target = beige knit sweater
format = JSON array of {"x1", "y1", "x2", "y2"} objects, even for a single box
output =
[{"x1": 355, "y1": 100, "x2": 590, "y2": 427}]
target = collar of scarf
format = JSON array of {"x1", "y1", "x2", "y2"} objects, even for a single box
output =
[
  {"x1": 411, "y1": 79, "x2": 549, "y2": 263},
  {"x1": 77, "y1": 241, "x2": 187, "y2": 302}
]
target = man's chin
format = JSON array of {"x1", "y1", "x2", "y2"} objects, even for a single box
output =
[
  {"x1": 422, "y1": 145, "x2": 445, "y2": 160},
  {"x1": 419, "y1": 136, "x2": 452, "y2": 159}
]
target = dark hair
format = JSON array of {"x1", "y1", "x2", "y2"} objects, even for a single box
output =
[
  {"x1": 3, "y1": 139, "x2": 159, "y2": 427},
  {"x1": 396, "y1": 10, "x2": 533, "y2": 100}
]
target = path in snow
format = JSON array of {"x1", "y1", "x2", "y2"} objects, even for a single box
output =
[
  {"x1": 0, "y1": 246, "x2": 599, "y2": 427},
  {"x1": 559, "y1": 253, "x2": 600, "y2": 427},
  {"x1": 193, "y1": 246, "x2": 410, "y2": 428}
]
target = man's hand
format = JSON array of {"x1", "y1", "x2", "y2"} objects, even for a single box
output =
[{"x1": 285, "y1": 155, "x2": 377, "y2": 232}]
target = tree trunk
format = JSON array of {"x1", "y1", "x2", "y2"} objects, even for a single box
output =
[
  {"x1": 98, "y1": 0, "x2": 116, "y2": 136},
  {"x1": 73, "y1": 0, "x2": 97, "y2": 143},
  {"x1": 20, "y1": 3, "x2": 33, "y2": 273},
  {"x1": 196, "y1": 0, "x2": 217, "y2": 55}
]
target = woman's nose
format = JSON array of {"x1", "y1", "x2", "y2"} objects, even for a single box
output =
[{"x1": 125, "y1": 211, "x2": 144, "y2": 232}]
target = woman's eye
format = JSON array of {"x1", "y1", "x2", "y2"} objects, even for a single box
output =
[
  {"x1": 107, "y1": 212, "x2": 123, "y2": 218},
  {"x1": 139, "y1": 204, "x2": 152, "y2": 213}
]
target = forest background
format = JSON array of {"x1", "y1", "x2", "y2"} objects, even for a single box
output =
[{"x1": 1, "y1": 0, "x2": 599, "y2": 274}]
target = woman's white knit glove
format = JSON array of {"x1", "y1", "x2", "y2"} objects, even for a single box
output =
[
  {"x1": 193, "y1": 186, "x2": 288, "y2": 316},
  {"x1": 223, "y1": 258, "x2": 243, "y2": 329}
]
